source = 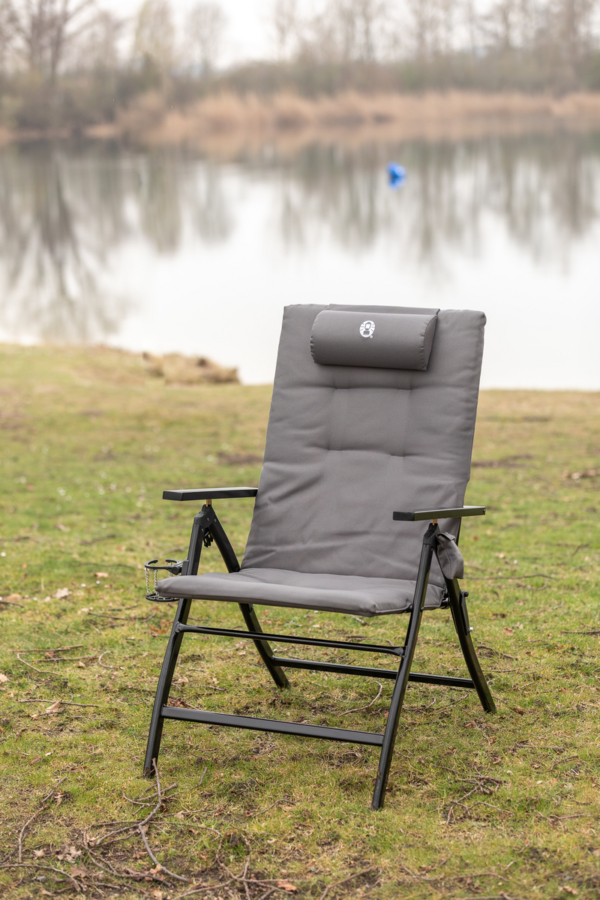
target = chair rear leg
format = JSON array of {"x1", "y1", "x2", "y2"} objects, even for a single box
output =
[
  {"x1": 209, "y1": 511, "x2": 289, "y2": 689},
  {"x1": 446, "y1": 577, "x2": 496, "y2": 714},
  {"x1": 239, "y1": 603, "x2": 290, "y2": 689},
  {"x1": 144, "y1": 598, "x2": 192, "y2": 775},
  {"x1": 372, "y1": 524, "x2": 437, "y2": 810}
]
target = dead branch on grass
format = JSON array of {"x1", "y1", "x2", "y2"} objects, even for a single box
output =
[
  {"x1": 86, "y1": 761, "x2": 190, "y2": 884},
  {"x1": 340, "y1": 682, "x2": 383, "y2": 715},
  {"x1": 561, "y1": 629, "x2": 600, "y2": 635},
  {"x1": 138, "y1": 822, "x2": 188, "y2": 882},
  {"x1": 319, "y1": 866, "x2": 376, "y2": 900},
  {"x1": 174, "y1": 880, "x2": 234, "y2": 899},
  {"x1": 13, "y1": 645, "x2": 84, "y2": 653},
  {"x1": 548, "y1": 755, "x2": 579, "y2": 771},
  {"x1": 0, "y1": 863, "x2": 82, "y2": 891},
  {"x1": 16, "y1": 653, "x2": 46, "y2": 673},
  {"x1": 18, "y1": 698, "x2": 100, "y2": 707},
  {"x1": 446, "y1": 775, "x2": 506, "y2": 824}
]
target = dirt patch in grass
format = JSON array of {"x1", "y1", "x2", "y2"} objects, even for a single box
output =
[{"x1": 0, "y1": 347, "x2": 599, "y2": 898}]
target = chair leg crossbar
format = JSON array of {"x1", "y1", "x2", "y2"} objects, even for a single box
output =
[{"x1": 144, "y1": 506, "x2": 496, "y2": 810}]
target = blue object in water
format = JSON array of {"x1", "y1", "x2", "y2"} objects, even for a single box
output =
[{"x1": 387, "y1": 162, "x2": 407, "y2": 189}]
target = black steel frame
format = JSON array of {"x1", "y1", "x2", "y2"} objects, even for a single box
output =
[{"x1": 144, "y1": 495, "x2": 496, "y2": 810}]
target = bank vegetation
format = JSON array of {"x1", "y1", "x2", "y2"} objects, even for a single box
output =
[{"x1": 1, "y1": 1, "x2": 600, "y2": 142}]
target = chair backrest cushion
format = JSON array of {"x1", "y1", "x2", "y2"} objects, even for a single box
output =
[{"x1": 242, "y1": 304, "x2": 485, "y2": 595}]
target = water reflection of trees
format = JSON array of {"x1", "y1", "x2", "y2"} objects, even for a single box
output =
[
  {"x1": 0, "y1": 143, "x2": 127, "y2": 342},
  {"x1": 270, "y1": 132, "x2": 600, "y2": 274},
  {"x1": 0, "y1": 143, "x2": 234, "y2": 342},
  {"x1": 0, "y1": 132, "x2": 598, "y2": 343}
]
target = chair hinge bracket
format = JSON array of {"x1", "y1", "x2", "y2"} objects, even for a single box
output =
[{"x1": 459, "y1": 590, "x2": 471, "y2": 635}]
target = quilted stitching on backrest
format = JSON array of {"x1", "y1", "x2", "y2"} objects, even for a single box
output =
[{"x1": 242, "y1": 304, "x2": 486, "y2": 593}]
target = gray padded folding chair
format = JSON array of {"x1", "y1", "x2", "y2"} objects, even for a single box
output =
[{"x1": 143, "y1": 304, "x2": 496, "y2": 810}]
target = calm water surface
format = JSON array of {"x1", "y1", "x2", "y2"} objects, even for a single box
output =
[{"x1": 0, "y1": 133, "x2": 598, "y2": 388}]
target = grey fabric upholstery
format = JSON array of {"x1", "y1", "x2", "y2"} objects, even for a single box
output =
[
  {"x1": 156, "y1": 569, "x2": 444, "y2": 616},
  {"x1": 435, "y1": 533, "x2": 464, "y2": 580},
  {"x1": 157, "y1": 303, "x2": 485, "y2": 616},
  {"x1": 311, "y1": 309, "x2": 439, "y2": 370}
]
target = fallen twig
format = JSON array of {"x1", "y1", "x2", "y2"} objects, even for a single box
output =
[
  {"x1": 244, "y1": 798, "x2": 287, "y2": 819},
  {"x1": 98, "y1": 651, "x2": 115, "y2": 668},
  {"x1": 79, "y1": 534, "x2": 116, "y2": 545},
  {"x1": 319, "y1": 866, "x2": 376, "y2": 900},
  {"x1": 561, "y1": 629, "x2": 600, "y2": 636},
  {"x1": 468, "y1": 573, "x2": 556, "y2": 580},
  {"x1": 31, "y1": 655, "x2": 97, "y2": 663},
  {"x1": 0, "y1": 863, "x2": 81, "y2": 892},
  {"x1": 17, "y1": 775, "x2": 68, "y2": 861},
  {"x1": 138, "y1": 824, "x2": 188, "y2": 882},
  {"x1": 18, "y1": 699, "x2": 100, "y2": 707},
  {"x1": 340, "y1": 682, "x2": 383, "y2": 716},
  {"x1": 537, "y1": 812, "x2": 595, "y2": 821},
  {"x1": 548, "y1": 755, "x2": 578, "y2": 771},
  {"x1": 174, "y1": 880, "x2": 234, "y2": 899},
  {"x1": 18, "y1": 812, "x2": 40, "y2": 863},
  {"x1": 446, "y1": 774, "x2": 505, "y2": 824},
  {"x1": 16, "y1": 654, "x2": 45, "y2": 673},
  {"x1": 478, "y1": 644, "x2": 517, "y2": 660},
  {"x1": 13, "y1": 645, "x2": 83, "y2": 653},
  {"x1": 135, "y1": 759, "x2": 189, "y2": 882}
]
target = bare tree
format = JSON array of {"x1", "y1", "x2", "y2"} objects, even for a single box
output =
[
  {"x1": 405, "y1": 0, "x2": 442, "y2": 60},
  {"x1": 295, "y1": 0, "x2": 390, "y2": 64},
  {"x1": 134, "y1": 0, "x2": 175, "y2": 73},
  {"x1": 185, "y1": 1, "x2": 227, "y2": 77},
  {"x1": 271, "y1": 0, "x2": 300, "y2": 60},
  {"x1": 70, "y1": 9, "x2": 124, "y2": 71},
  {"x1": 551, "y1": 0, "x2": 598, "y2": 86},
  {"x1": 6, "y1": 0, "x2": 96, "y2": 81},
  {"x1": 0, "y1": 5, "x2": 16, "y2": 74}
]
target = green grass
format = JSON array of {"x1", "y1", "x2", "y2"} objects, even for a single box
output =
[{"x1": 0, "y1": 344, "x2": 599, "y2": 899}]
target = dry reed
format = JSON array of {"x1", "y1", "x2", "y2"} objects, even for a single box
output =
[{"x1": 95, "y1": 89, "x2": 600, "y2": 151}]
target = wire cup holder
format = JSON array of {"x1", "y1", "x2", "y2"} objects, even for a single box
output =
[{"x1": 145, "y1": 558, "x2": 184, "y2": 602}]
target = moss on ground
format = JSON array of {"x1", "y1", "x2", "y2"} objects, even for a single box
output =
[{"x1": 0, "y1": 344, "x2": 599, "y2": 899}]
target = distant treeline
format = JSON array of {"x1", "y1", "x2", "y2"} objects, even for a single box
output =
[{"x1": 1, "y1": 0, "x2": 600, "y2": 133}]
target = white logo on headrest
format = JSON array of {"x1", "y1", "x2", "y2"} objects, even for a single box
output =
[{"x1": 359, "y1": 320, "x2": 375, "y2": 339}]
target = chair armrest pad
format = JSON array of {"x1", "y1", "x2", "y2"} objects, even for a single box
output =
[
  {"x1": 162, "y1": 487, "x2": 258, "y2": 502},
  {"x1": 393, "y1": 506, "x2": 485, "y2": 521}
]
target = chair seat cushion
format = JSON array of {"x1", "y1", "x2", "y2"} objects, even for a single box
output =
[{"x1": 156, "y1": 568, "x2": 444, "y2": 617}]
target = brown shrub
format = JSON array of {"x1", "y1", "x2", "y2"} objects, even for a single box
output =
[{"x1": 142, "y1": 352, "x2": 238, "y2": 385}]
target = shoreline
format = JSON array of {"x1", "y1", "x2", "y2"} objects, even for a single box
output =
[{"x1": 2, "y1": 90, "x2": 600, "y2": 150}]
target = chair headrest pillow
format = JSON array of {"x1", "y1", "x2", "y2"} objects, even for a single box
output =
[{"x1": 310, "y1": 309, "x2": 439, "y2": 371}]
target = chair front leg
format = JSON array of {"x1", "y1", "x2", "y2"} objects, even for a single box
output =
[
  {"x1": 372, "y1": 523, "x2": 438, "y2": 810},
  {"x1": 143, "y1": 507, "x2": 210, "y2": 775},
  {"x1": 144, "y1": 598, "x2": 192, "y2": 774}
]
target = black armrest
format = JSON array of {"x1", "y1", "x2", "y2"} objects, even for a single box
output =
[
  {"x1": 393, "y1": 506, "x2": 485, "y2": 522},
  {"x1": 163, "y1": 487, "x2": 258, "y2": 502}
]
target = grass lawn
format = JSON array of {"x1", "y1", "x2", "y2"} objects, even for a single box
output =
[{"x1": 0, "y1": 344, "x2": 599, "y2": 900}]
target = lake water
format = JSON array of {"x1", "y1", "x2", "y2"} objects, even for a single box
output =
[{"x1": 0, "y1": 132, "x2": 599, "y2": 389}]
